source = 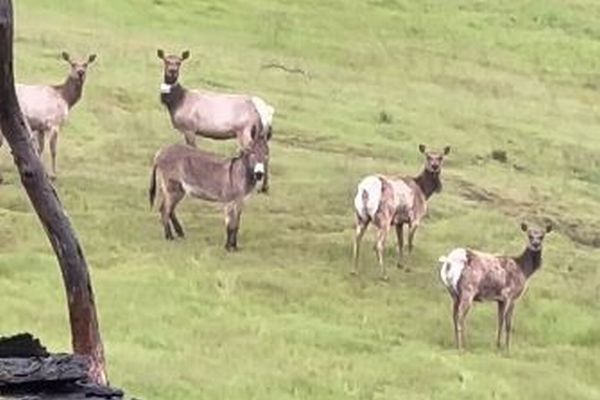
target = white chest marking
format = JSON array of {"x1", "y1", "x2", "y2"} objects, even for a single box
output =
[{"x1": 160, "y1": 83, "x2": 172, "y2": 94}]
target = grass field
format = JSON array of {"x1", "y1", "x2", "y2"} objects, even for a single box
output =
[{"x1": 1, "y1": 0, "x2": 600, "y2": 398}]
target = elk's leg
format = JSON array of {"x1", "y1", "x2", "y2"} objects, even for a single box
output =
[
  {"x1": 351, "y1": 216, "x2": 369, "y2": 276},
  {"x1": 395, "y1": 223, "x2": 404, "y2": 267},
  {"x1": 183, "y1": 131, "x2": 197, "y2": 147},
  {"x1": 259, "y1": 163, "x2": 269, "y2": 194},
  {"x1": 49, "y1": 128, "x2": 59, "y2": 179},
  {"x1": 496, "y1": 301, "x2": 507, "y2": 349},
  {"x1": 452, "y1": 296, "x2": 460, "y2": 349},
  {"x1": 456, "y1": 296, "x2": 473, "y2": 351},
  {"x1": 375, "y1": 224, "x2": 391, "y2": 281},
  {"x1": 504, "y1": 302, "x2": 515, "y2": 353},
  {"x1": 224, "y1": 202, "x2": 242, "y2": 251},
  {"x1": 36, "y1": 130, "x2": 45, "y2": 155},
  {"x1": 168, "y1": 183, "x2": 186, "y2": 238},
  {"x1": 407, "y1": 223, "x2": 419, "y2": 253}
]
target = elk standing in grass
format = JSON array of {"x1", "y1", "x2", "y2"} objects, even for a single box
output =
[
  {"x1": 13, "y1": 52, "x2": 96, "y2": 178},
  {"x1": 157, "y1": 50, "x2": 274, "y2": 192},
  {"x1": 149, "y1": 129, "x2": 268, "y2": 250},
  {"x1": 351, "y1": 144, "x2": 450, "y2": 280},
  {"x1": 439, "y1": 222, "x2": 553, "y2": 351}
]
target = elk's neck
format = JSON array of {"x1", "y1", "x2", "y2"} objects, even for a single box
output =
[
  {"x1": 413, "y1": 169, "x2": 442, "y2": 199},
  {"x1": 55, "y1": 76, "x2": 84, "y2": 109},
  {"x1": 160, "y1": 82, "x2": 186, "y2": 115},
  {"x1": 514, "y1": 247, "x2": 543, "y2": 278}
]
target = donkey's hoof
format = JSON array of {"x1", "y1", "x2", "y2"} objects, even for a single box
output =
[
  {"x1": 379, "y1": 275, "x2": 390, "y2": 282},
  {"x1": 396, "y1": 262, "x2": 404, "y2": 269},
  {"x1": 225, "y1": 245, "x2": 238, "y2": 252},
  {"x1": 350, "y1": 270, "x2": 359, "y2": 277}
]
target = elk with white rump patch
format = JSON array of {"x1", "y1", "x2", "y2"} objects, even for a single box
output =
[
  {"x1": 157, "y1": 50, "x2": 274, "y2": 191},
  {"x1": 148, "y1": 129, "x2": 269, "y2": 250},
  {"x1": 12, "y1": 52, "x2": 96, "y2": 178},
  {"x1": 438, "y1": 222, "x2": 553, "y2": 351},
  {"x1": 352, "y1": 144, "x2": 450, "y2": 280}
]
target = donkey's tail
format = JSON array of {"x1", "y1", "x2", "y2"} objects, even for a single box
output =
[{"x1": 149, "y1": 164, "x2": 158, "y2": 209}]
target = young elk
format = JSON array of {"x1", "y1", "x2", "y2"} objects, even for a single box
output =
[
  {"x1": 352, "y1": 144, "x2": 450, "y2": 280},
  {"x1": 439, "y1": 222, "x2": 553, "y2": 352},
  {"x1": 149, "y1": 129, "x2": 268, "y2": 250},
  {"x1": 15, "y1": 52, "x2": 96, "y2": 178}
]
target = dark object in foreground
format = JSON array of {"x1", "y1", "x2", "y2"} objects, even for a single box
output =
[
  {"x1": 0, "y1": 334, "x2": 123, "y2": 399},
  {"x1": 0, "y1": 0, "x2": 107, "y2": 383}
]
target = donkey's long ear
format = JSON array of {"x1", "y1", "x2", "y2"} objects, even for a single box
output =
[
  {"x1": 181, "y1": 50, "x2": 190, "y2": 60},
  {"x1": 520, "y1": 222, "x2": 528, "y2": 232},
  {"x1": 443, "y1": 145, "x2": 451, "y2": 155},
  {"x1": 61, "y1": 51, "x2": 71, "y2": 63},
  {"x1": 87, "y1": 54, "x2": 97, "y2": 64},
  {"x1": 418, "y1": 144, "x2": 426, "y2": 154},
  {"x1": 157, "y1": 49, "x2": 165, "y2": 60},
  {"x1": 251, "y1": 125, "x2": 258, "y2": 141},
  {"x1": 545, "y1": 223, "x2": 553, "y2": 233}
]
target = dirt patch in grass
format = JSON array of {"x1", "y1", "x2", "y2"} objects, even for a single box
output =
[{"x1": 456, "y1": 178, "x2": 600, "y2": 248}]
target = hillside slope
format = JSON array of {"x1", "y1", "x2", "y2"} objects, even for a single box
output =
[{"x1": 1, "y1": 1, "x2": 599, "y2": 398}]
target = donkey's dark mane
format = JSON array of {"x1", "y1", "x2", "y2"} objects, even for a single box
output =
[{"x1": 228, "y1": 150, "x2": 257, "y2": 190}]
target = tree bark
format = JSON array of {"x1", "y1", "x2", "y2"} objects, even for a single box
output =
[{"x1": 0, "y1": 0, "x2": 107, "y2": 385}]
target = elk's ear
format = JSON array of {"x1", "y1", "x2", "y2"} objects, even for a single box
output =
[
  {"x1": 61, "y1": 51, "x2": 71, "y2": 62},
  {"x1": 157, "y1": 49, "x2": 165, "y2": 59},
  {"x1": 418, "y1": 144, "x2": 426, "y2": 154},
  {"x1": 520, "y1": 222, "x2": 528, "y2": 232},
  {"x1": 87, "y1": 54, "x2": 97, "y2": 64},
  {"x1": 545, "y1": 223, "x2": 553, "y2": 233},
  {"x1": 443, "y1": 145, "x2": 451, "y2": 155},
  {"x1": 181, "y1": 50, "x2": 190, "y2": 60}
]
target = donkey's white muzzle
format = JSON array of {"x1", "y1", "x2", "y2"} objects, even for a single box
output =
[
  {"x1": 160, "y1": 83, "x2": 172, "y2": 94},
  {"x1": 254, "y1": 163, "x2": 265, "y2": 180}
]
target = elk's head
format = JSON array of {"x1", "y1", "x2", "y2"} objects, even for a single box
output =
[
  {"x1": 419, "y1": 144, "x2": 450, "y2": 174},
  {"x1": 521, "y1": 222, "x2": 552, "y2": 252},
  {"x1": 62, "y1": 52, "x2": 96, "y2": 83},
  {"x1": 157, "y1": 49, "x2": 189, "y2": 85}
]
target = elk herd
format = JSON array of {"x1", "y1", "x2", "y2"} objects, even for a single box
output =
[{"x1": 0, "y1": 49, "x2": 555, "y2": 353}]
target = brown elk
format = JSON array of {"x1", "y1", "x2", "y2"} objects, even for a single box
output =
[
  {"x1": 352, "y1": 144, "x2": 450, "y2": 280},
  {"x1": 149, "y1": 129, "x2": 268, "y2": 250},
  {"x1": 439, "y1": 222, "x2": 553, "y2": 351},
  {"x1": 14, "y1": 52, "x2": 96, "y2": 178}
]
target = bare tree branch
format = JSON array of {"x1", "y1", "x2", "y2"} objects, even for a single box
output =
[{"x1": 0, "y1": 0, "x2": 107, "y2": 385}]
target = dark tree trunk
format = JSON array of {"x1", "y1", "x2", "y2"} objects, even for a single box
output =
[{"x1": 0, "y1": 0, "x2": 107, "y2": 385}]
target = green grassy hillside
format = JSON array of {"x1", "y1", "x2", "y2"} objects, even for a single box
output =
[{"x1": 1, "y1": 0, "x2": 599, "y2": 398}]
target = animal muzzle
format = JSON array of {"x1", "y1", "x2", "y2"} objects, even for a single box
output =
[
  {"x1": 254, "y1": 163, "x2": 265, "y2": 181},
  {"x1": 165, "y1": 71, "x2": 178, "y2": 84}
]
